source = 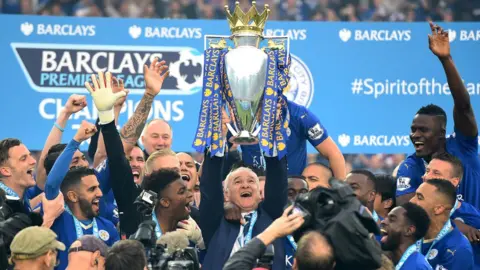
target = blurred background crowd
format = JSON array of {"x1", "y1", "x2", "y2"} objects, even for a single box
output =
[{"x1": 2, "y1": 0, "x2": 480, "y2": 22}]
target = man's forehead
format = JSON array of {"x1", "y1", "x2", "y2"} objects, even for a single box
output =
[
  {"x1": 418, "y1": 182, "x2": 435, "y2": 194},
  {"x1": 346, "y1": 173, "x2": 367, "y2": 184},
  {"x1": 146, "y1": 120, "x2": 172, "y2": 134},
  {"x1": 390, "y1": 206, "x2": 406, "y2": 217},
  {"x1": 231, "y1": 169, "x2": 257, "y2": 179},
  {"x1": 9, "y1": 144, "x2": 29, "y2": 157},
  {"x1": 177, "y1": 152, "x2": 194, "y2": 162},
  {"x1": 412, "y1": 114, "x2": 437, "y2": 126}
]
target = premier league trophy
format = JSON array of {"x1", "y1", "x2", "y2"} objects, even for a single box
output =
[{"x1": 192, "y1": 1, "x2": 291, "y2": 159}]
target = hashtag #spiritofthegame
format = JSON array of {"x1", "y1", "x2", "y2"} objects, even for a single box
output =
[{"x1": 351, "y1": 79, "x2": 363, "y2": 94}]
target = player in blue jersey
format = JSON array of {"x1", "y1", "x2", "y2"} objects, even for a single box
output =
[
  {"x1": 45, "y1": 121, "x2": 119, "y2": 270},
  {"x1": 396, "y1": 22, "x2": 480, "y2": 208},
  {"x1": 380, "y1": 202, "x2": 432, "y2": 270},
  {"x1": 411, "y1": 179, "x2": 473, "y2": 270},
  {"x1": 240, "y1": 98, "x2": 346, "y2": 178},
  {"x1": 422, "y1": 153, "x2": 480, "y2": 267},
  {"x1": 346, "y1": 170, "x2": 379, "y2": 222}
]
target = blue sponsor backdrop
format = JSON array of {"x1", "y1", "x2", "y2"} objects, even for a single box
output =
[{"x1": 0, "y1": 14, "x2": 479, "y2": 153}]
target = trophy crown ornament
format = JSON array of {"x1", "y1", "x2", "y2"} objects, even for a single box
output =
[{"x1": 224, "y1": 1, "x2": 270, "y2": 36}]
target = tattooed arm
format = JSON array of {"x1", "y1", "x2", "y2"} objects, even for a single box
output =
[
  {"x1": 120, "y1": 93, "x2": 155, "y2": 155},
  {"x1": 119, "y1": 58, "x2": 170, "y2": 155}
]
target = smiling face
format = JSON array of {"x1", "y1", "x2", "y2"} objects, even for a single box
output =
[
  {"x1": 0, "y1": 144, "x2": 37, "y2": 189},
  {"x1": 128, "y1": 146, "x2": 145, "y2": 185},
  {"x1": 141, "y1": 120, "x2": 172, "y2": 155},
  {"x1": 77, "y1": 175, "x2": 103, "y2": 219},
  {"x1": 410, "y1": 114, "x2": 444, "y2": 158},
  {"x1": 379, "y1": 206, "x2": 410, "y2": 251},
  {"x1": 225, "y1": 168, "x2": 261, "y2": 212},
  {"x1": 176, "y1": 153, "x2": 197, "y2": 192}
]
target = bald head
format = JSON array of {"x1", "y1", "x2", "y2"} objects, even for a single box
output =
[
  {"x1": 141, "y1": 119, "x2": 173, "y2": 155},
  {"x1": 294, "y1": 231, "x2": 335, "y2": 270}
]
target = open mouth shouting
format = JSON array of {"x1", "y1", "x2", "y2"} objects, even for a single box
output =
[
  {"x1": 413, "y1": 141, "x2": 425, "y2": 152},
  {"x1": 240, "y1": 191, "x2": 252, "y2": 198},
  {"x1": 181, "y1": 174, "x2": 191, "y2": 182},
  {"x1": 184, "y1": 202, "x2": 191, "y2": 214},
  {"x1": 132, "y1": 168, "x2": 141, "y2": 180},
  {"x1": 91, "y1": 198, "x2": 100, "y2": 212},
  {"x1": 26, "y1": 168, "x2": 34, "y2": 178},
  {"x1": 380, "y1": 228, "x2": 388, "y2": 243}
]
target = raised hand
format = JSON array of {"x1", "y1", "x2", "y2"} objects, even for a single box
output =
[
  {"x1": 144, "y1": 58, "x2": 170, "y2": 97},
  {"x1": 85, "y1": 71, "x2": 127, "y2": 124},
  {"x1": 74, "y1": 120, "x2": 98, "y2": 142},
  {"x1": 428, "y1": 21, "x2": 450, "y2": 59},
  {"x1": 63, "y1": 94, "x2": 87, "y2": 115},
  {"x1": 112, "y1": 76, "x2": 129, "y2": 109}
]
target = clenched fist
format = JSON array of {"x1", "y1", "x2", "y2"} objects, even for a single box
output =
[
  {"x1": 73, "y1": 120, "x2": 97, "y2": 142},
  {"x1": 64, "y1": 94, "x2": 87, "y2": 115}
]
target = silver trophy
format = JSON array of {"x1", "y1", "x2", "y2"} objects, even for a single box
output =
[{"x1": 204, "y1": 1, "x2": 290, "y2": 145}]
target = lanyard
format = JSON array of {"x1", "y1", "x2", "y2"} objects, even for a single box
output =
[
  {"x1": 239, "y1": 211, "x2": 258, "y2": 247},
  {"x1": 152, "y1": 211, "x2": 163, "y2": 239},
  {"x1": 65, "y1": 205, "x2": 99, "y2": 239},
  {"x1": 450, "y1": 199, "x2": 459, "y2": 216},
  {"x1": 0, "y1": 182, "x2": 31, "y2": 211},
  {"x1": 372, "y1": 210, "x2": 379, "y2": 223},
  {"x1": 396, "y1": 244, "x2": 416, "y2": 270},
  {"x1": 287, "y1": 235, "x2": 297, "y2": 250},
  {"x1": 416, "y1": 219, "x2": 452, "y2": 259}
]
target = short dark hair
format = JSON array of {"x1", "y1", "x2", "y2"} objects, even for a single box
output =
[
  {"x1": 432, "y1": 152, "x2": 464, "y2": 181},
  {"x1": 288, "y1": 175, "x2": 308, "y2": 187},
  {"x1": 105, "y1": 240, "x2": 147, "y2": 270},
  {"x1": 142, "y1": 169, "x2": 181, "y2": 198},
  {"x1": 416, "y1": 104, "x2": 447, "y2": 128},
  {"x1": 0, "y1": 138, "x2": 21, "y2": 166},
  {"x1": 296, "y1": 231, "x2": 335, "y2": 270},
  {"x1": 374, "y1": 174, "x2": 396, "y2": 209},
  {"x1": 44, "y1": 143, "x2": 67, "y2": 175},
  {"x1": 425, "y1": 178, "x2": 457, "y2": 208},
  {"x1": 402, "y1": 202, "x2": 430, "y2": 241},
  {"x1": 60, "y1": 166, "x2": 96, "y2": 195},
  {"x1": 349, "y1": 169, "x2": 376, "y2": 188}
]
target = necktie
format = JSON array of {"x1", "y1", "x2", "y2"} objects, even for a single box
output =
[{"x1": 243, "y1": 213, "x2": 253, "y2": 239}]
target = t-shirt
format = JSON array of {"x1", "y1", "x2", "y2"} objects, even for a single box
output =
[
  {"x1": 398, "y1": 251, "x2": 432, "y2": 270},
  {"x1": 396, "y1": 129, "x2": 480, "y2": 209},
  {"x1": 451, "y1": 202, "x2": 480, "y2": 268},
  {"x1": 52, "y1": 212, "x2": 119, "y2": 270},
  {"x1": 420, "y1": 226, "x2": 473, "y2": 270},
  {"x1": 241, "y1": 100, "x2": 329, "y2": 175}
]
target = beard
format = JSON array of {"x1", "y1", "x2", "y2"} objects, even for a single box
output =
[
  {"x1": 380, "y1": 230, "x2": 402, "y2": 251},
  {"x1": 78, "y1": 197, "x2": 97, "y2": 219}
]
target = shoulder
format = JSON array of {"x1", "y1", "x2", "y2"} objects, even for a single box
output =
[
  {"x1": 411, "y1": 252, "x2": 432, "y2": 269},
  {"x1": 397, "y1": 155, "x2": 423, "y2": 175},
  {"x1": 447, "y1": 228, "x2": 473, "y2": 251}
]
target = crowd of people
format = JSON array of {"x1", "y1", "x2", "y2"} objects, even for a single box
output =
[
  {"x1": 2, "y1": 0, "x2": 480, "y2": 22},
  {"x1": 0, "y1": 3, "x2": 479, "y2": 269}
]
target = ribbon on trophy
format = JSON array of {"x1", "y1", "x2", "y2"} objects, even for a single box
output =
[
  {"x1": 272, "y1": 48, "x2": 291, "y2": 159},
  {"x1": 192, "y1": 48, "x2": 223, "y2": 155}
]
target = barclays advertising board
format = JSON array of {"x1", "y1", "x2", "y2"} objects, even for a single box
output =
[{"x1": 0, "y1": 15, "x2": 479, "y2": 153}]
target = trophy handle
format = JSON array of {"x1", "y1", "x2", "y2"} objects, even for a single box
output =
[
  {"x1": 226, "y1": 123, "x2": 238, "y2": 137},
  {"x1": 263, "y1": 35, "x2": 290, "y2": 61},
  {"x1": 204, "y1": 35, "x2": 231, "y2": 50}
]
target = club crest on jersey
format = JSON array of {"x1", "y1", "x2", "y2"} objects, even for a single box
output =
[
  {"x1": 99, "y1": 230, "x2": 110, "y2": 241},
  {"x1": 428, "y1": 249, "x2": 438, "y2": 260}
]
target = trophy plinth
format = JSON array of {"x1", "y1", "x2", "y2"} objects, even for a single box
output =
[{"x1": 230, "y1": 130, "x2": 259, "y2": 145}]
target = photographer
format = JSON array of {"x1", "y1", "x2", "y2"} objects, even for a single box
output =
[{"x1": 223, "y1": 206, "x2": 305, "y2": 270}]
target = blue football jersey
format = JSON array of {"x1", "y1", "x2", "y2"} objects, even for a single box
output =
[
  {"x1": 420, "y1": 226, "x2": 473, "y2": 270},
  {"x1": 396, "y1": 129, "x2": 480, "y2": 209},
  {"x1": 241, "y1": 100, "x2": 329, "y2": 175},
  {"x1": 398, "y1": 252, "x2": 432, "y2": 270},
  {"x1": 451, "y1": 202, "x2": 480, "y2": 269},
  {"x1": 52, "y1": 212, "x2": 119, "y2": 270}
]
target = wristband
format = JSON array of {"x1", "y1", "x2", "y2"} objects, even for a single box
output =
[{"x1": 54, "y1": 122, "x2": 65, "y2": 132}]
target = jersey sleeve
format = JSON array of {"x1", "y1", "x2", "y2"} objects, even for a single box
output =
[
  {"x1": 452, "y1": 128, "x2": 479, "y2": 156},
  {"x1": 395, "y1": 160, "x2": 422, "y2": 197},
  {"x1": 95, "y1": 159, "x2": 111, "y2": 194},
  {"x1": 298, "y1": 106, "x2": 329, "y2": 147}
]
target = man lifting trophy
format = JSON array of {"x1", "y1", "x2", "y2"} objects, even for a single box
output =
[{"x1": 192, "y1": 1, "x2": 291, "y2": 159}]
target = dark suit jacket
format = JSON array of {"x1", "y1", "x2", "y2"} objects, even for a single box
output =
[{"x1": 199, "y1": 151, "x2": 288, "y2": 270}]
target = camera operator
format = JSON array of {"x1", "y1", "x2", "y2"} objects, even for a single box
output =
[
  {"x1": 105, "y1": 240, "x2": 147, "y2": 270},
  {"x1": 223, "y1": 206, "x2": 304, "y2": 270},
  {"x1": 0, "y1": 138, "x2": 64, "y2": 269}
]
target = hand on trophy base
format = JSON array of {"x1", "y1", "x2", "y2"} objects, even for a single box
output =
[{"x1": 229, "y1": 130, "x2": 259, "y2": 145}]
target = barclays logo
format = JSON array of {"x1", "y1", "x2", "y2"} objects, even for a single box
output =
[
  {"x1": 21, "y1": 22, "x2": 34, "y2": 36},
  {"x1": 11, "y1": 43, "x2": 203, "y2": 95},
  {"x1": 339, "y1": 28, "x2": 411, "y2": 42}
]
